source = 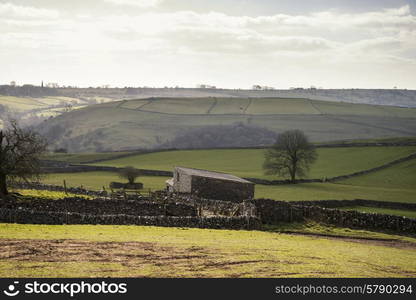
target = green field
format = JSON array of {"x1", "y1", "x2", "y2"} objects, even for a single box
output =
[
  {"x1": 255, "y1": 182, "x2": 416, "y2": 203},
  {"x1": 91, "y1": 146, "x2": 416, "y2": 180},
  {"x1": 41, "y1": 172, "x2": 169, "y2": 192},
  {"x1": 119, "y1": 97, "x2": 416, "y2": 117},
  {"x1": 43, "y1": 151, "x2": 134, "y2": 164},
  {"x1": 0, "y1": 96, "x2": 46, "y2": 111},
  {"x1": 12, "y1": 189, "x2": 91, "y2": 200},
  {"x1": 36, "y1": 97, "x2": 416, "y2": 152},
  {"x1": 1, "y1": 223, "x2": 415, "y2": 277},
  {"x1": 341, "y1": 159, "x2": 416, "y2": 189}
]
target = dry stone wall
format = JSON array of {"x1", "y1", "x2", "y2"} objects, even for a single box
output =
[
  {"x1": 291, "y1": 199, "x2": 416, "y2": 210},
  {"x1": 0, "y1": 197, "x2": 197, "y2": 217},
  {"x1": 253, "y1": 199, "x2": 416, "y2": 233},
  {"x1": 0, "y1": 208, "x2": 261, "y2": 230},
  {"x1": 151, "y1": 192, "x2": 257, "y2": 217}
]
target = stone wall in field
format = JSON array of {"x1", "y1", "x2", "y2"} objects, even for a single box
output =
[
  {"x1": 253, "y1": 199, "x2": 416, "y2": 233},
  {"x1": 291, "y1": 199, "x2": 416, "y2": 210},
  {"x1": 40, "y1": 161, "x2": 173, "y2": 177},
  {"x1": 0, "y1": 208, "x2": 261, "y2": 230},
  {"x1": 151, "y1": 192, "x2": 257, "y2": 217},
  {"x1": 253, "y1": 199, "x2": 304, "y2": 223},
  {"x1": 3, "y1": 186, "x2": 415, "y2": 233},
  {"x1": 297, "y1": 205, "x2": 416, "y2": 233}
]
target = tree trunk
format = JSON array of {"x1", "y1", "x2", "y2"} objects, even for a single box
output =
[
  {"x1": 290, "y1": 160, "x2": 297, "y2": 183},
  {"x1": 0, "y1": 173, "x2": 8, "y2": 197},
  {"x1": 290, "y1": 171, "x2": 296, "y2": 183}
]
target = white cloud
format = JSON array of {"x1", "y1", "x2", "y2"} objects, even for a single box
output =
[
  {"x1": 103, "y1": 0, "x2": 162, "y2": 8},
  {"x1": 99, "y1": 7, "x2": 415, "y2": 57},
  {"x1": 1, "y1": 4, "x2": 415, "y2": 88},
  {"x1": 0, "y1": 2, "x2": 59, "y2": 19}
]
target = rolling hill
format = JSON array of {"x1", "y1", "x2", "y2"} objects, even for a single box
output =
[{"x1": 36, "y1": 97, "x2": 416, "y2": 152}]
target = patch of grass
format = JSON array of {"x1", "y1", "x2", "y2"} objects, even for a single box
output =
[
  {"x1": 0, "y1": 96, "x2": 45, "y2": 111},
  {"x1": 314, "y1": 100, "x2": 416, "y2": 118},
  {"x1": 209, "y1": 98, "x2": 251, "y2": 114},
  {"x1": 246, "y1": 98, "x2": 320, "y2": 114},
  {"x1": 91, "y1": 146, "x2": 416, "y2": 180},
  {"x1": 339, "y1": 207, "x2": 416, "y2": 219},
  {"x1": 41, "y1": 172, "x2": 168, "y2": 191},
  {"x1": 318, "y1": 136, "x2": 416, "y2": 145},
  {"x1": 43, "y1": 152, "x2": 134, "y2": 164},
  {"x1": 340, "y1": 158, "x2": 416, "y2": 189},
  {"x1": 11, "y1": 189, "x2": 91, "y2": 200},
  {"x1": 124, "y1": 97, "x2": 215, "y2": 114},
  {"x1": 255, "y1": 182, "x2": 416, "y2": 203},
  {"x1": 0, "y1": 224, "x2": 415, "y2": 277}
]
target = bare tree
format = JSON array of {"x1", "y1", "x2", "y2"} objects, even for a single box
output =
[
  {"x1": 263, "y1": 130, "x2": 317, "y2": 183},
  {"x1": 118, "y1": 166, "x2": 141, "y2": 184},
  {"x1": 0, "y1": 120, "x2": 47, "y2": 197}
]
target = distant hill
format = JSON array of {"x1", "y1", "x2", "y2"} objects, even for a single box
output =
[
  {"x1": 1, "y1": 86, "x2": 415, "y2": 129},
  {"x1": 36, "y1": 97, "x2": 416, "y2": 152},
  {"x1": 1, "y1": 86, "x2": 416, "y2": 107}
]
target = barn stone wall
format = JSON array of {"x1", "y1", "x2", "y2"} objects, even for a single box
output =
[
  {"x1": 190, "y1": 176, "x2": 254, "y2": 202},
  {"x1": 173, "y1": 168, "x2": 193, "y2": 193}
]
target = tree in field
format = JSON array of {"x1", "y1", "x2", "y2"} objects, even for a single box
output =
[
  {"x1": 0, "y1": 120, "x2": 47, "y2": 197},
  {"x1": 118, "y1": 166, "x2": 141, "y2": 184},
  {"x1": 263, "y1": 130, "x2": 317, "y2": 183}
]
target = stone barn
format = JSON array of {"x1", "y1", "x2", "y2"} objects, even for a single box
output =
[{"x1": 166, "y1": 167, "x2": 254, "y2": 202}]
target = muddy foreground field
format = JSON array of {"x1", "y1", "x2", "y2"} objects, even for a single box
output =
[{"x1": 1, "y1": 224, "x2": 415, "y2": 277}]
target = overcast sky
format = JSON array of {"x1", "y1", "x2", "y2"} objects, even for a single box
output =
[{"x1": 1, "y1": 0, "x2": 415, "y2": 89}]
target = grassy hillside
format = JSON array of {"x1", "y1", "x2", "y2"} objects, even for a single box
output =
[
  {"x1": 43, "y1": 151, "x2": 134, "y2": 164},
  {"x1": 1, "y1": 224, "x2": 415, "y2": 277},
  {"x1": 340, "y1": 159, "x2": 416, "y2": 189},
  {"x1": 91, "y1": 146, "x2": 416, "y2": 180},
  {"x1": 36, "y1": 97, "x2": 416, "y2": 152},
  {"x1": 0, "y1": 96, "x2": 46, "y2": 111},
  {"x1": 255, "y1": 182, "x2": 416, "y2": 203}
]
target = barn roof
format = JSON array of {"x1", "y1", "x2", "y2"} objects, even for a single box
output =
[{"x1": 175, "y1": 167, "x2": 253, "y2": 184}]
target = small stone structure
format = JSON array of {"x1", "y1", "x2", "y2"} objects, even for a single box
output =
[{"x1": 166, "y1": 167, "x2": 254, "y2": 202}]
